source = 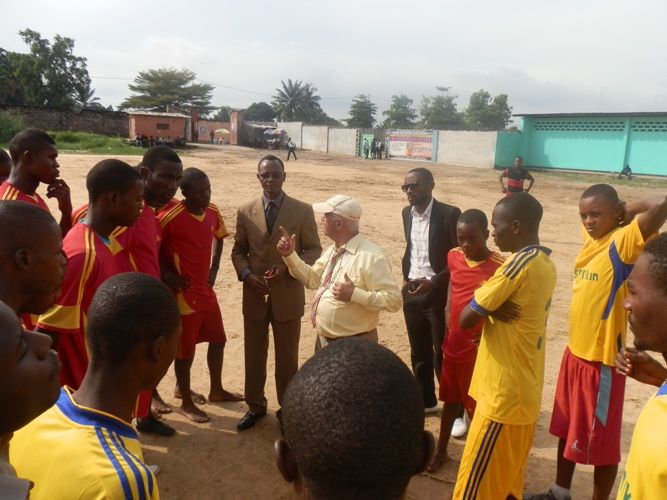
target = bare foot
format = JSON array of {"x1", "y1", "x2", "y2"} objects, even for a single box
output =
[
  {"x1": 209, "y1": 389, "x2": 244, "y2": 402},
  {"x1": 152, "y1": 395, "x2": 172, "y2": 414},
  {"x1": 174, "y1": 387, "x2": 207, "y2": 405},
  {"x1": 176, "y1": 404, "x2": 210, "y2": 423},
  {"x1": 427, "y1": 451, "x2": 451, "y2": 473}
]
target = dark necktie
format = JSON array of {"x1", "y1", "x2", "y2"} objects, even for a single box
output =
[{"x1": 266, "y1": 201, "x2": 278, "y2": 234}]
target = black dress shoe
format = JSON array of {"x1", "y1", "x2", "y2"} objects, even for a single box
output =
[
  {"x1": 136, "y1": 415, "x2": 176, "y2": 437},
  {"x1": 237, "y1": 411, "x2": 265, "y2": 431}
]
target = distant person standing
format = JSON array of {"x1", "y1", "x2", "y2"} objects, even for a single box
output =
[
  {"x1": 286, "y1": 138, "x2": 297, "y2": 161},
  {"x1": 363, "y1": 139, "x2": 370, "y2": 159},
  {"x1": 209, "y1": 130, "x2": 215, "y2": 144},
  {"x1": 499, "y1": 155, "x2": 534, "y2": 197},
  {"x1": 618, "y1": 164, "x2": 633, "y2": 180},
  {"x1": 378, "y1": 140, "x2": 385, "y2": 160}
]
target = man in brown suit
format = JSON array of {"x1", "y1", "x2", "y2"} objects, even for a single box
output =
[{"x1": 232, "y1": 154, "x2": 321, "y2": 431}]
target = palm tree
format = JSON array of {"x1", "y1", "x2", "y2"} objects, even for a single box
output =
[
  {"x1": 74, "y1": 81, "x2": 102, "y2": 109},
  {"x1": 272, "y1": 79, "x2": 321, "y2": 121}
]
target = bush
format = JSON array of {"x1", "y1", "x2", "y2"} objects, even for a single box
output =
[
  {"x1": 0, "y1": 111, "x2": 24, "y2": 143},
  {"x1": 50, "y1": 131, "x2": 109, "y2": 149}
]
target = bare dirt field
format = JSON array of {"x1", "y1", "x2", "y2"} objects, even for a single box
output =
[{"x1": 50, "y1": 145, "x2": 666, "y2": 499}]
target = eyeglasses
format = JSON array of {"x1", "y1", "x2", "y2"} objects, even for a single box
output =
[
  {"x1": 401, "y1": 182, "x2": 426, "y2": 192},
  {"x1": 258, "y1": 172, "x2": 284, "y2": 180}
]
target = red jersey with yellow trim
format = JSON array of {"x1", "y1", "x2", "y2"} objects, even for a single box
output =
[
  {"x1": 159, "y1": 201, "x2": 228, "y2": 314},
  {"x1": 0, "y1": 180, "x2": 50, "y2": 212},
  {"x1": 37, "y1": 223, "x2": 119, "y2": 335},
  {"x1": 444, "y1": 248, "x2": 504, "y2": 361}
]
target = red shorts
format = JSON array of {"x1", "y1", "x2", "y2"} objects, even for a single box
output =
[
  {"x1": 438, "y1": 356, "x2": 477, "y2": 418},
  {"x1": 177, "y1": 305, "x2": 226, "y2": 360},
  {"x1": 549, "y1": 347, "x2": 625, "y2": 466},
  {"x1": 57, "y1": 332, "x2": 88, "y2": 390}
]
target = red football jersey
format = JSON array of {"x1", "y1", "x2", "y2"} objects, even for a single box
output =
[
  {"x1": 159, "y1": 201, "x2": 228, "y2": 313},
  {"x1": 0, "y1": 181, "x2": 50, "y2": 213},
  {"x1": 444, "y1": 248, "x2": 504, "y2": 361}
]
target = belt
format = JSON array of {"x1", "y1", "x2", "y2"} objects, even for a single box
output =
[{"x1": 320, "y1": 328, "x2": 377, "y2": 341}]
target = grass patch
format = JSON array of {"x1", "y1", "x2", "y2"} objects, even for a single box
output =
[{"x1": 49, "y1": 131, "x2": 139, "y2": 155}]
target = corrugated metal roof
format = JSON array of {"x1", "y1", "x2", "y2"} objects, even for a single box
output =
[
  {"x1": 129, "y1": 111, "x2": 189, "y2": 118},
  {"x1": 514, "y1": 112, "x2": 667, "y2": 118}
]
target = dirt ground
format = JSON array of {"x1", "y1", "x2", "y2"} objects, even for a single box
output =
[{"x1": 49, "y1": 146, "x2": 664, "y2": 499}]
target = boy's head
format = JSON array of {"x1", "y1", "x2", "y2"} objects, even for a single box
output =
[
  {"x1": 180, "y1": 167, "x2": 211, "y2": 212},
  {"x1": 8, "y1": 129, "x2": 59, "y2": 184},
  {"x1": 579, "y1": 184, "x2": 623, "y2": 240},
  {"x1": 86, "y1": 159, "x2": 144, "y2": 228},
  {"x1": 457, "y1": 209, "x2": 489, "y2": 261},
  {"x1": 625, "y1": 233, "x2": 667, "y2": 353},
  {"x1": 0, "y1": 201, "x2": 66, "y2": 315},
  {"x1": 491, "y1": 192, "x2": 543, "y2": 252},
  {"x1": 0, "y1": 149, "x2": 11, "y2": 183},
  {"x1": 86, "y1": 273, "x2": 181, "y2": 388},
  {"x1": 140, "y1": 146, "x2": 183, "y2": 207},
  {"x1": 275, "y1": 338, "x2": 433, "y2": 500},
  {"x1": 513, "y1": 155, "x2": 524, "y2": 169},
  {"x1": 0, "y1": 301, "x2": 61, "y2": 436},
  {"x1": 402, "y1": 168, "x2": 434, "y2": 207}
]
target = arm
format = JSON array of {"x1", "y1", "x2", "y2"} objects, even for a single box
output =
[
  {"x1": 430, "y1": 206, "x2": 461, "y2": 289},
  {"x1": 209, "y1": 238, "x2": 223, "y2": 286},
  {"x1": 616, "y1": 347, "x2": 667, "y2": 387},
  {"x1": 498, "y1": 171, "x2": 507, "y2": 193},
  {"x1": 625, "y1": 195, "x2": 667, "y2": 239},
  {"x1": 344, "y1": 253, "x2": 402, "y2": 313},
  {"x1": 46, "y1": 179, "x2": 73, "y2": 236},
  {"x1": 283, "y1": 248, "x2": 327, "y2": 289},
  {"x1": 444, "y1": 281, "x2": 452, "y2": 332},
  {"x1": 525, "y1": 172, "x2": 535, "y2": 192},
  {"x1": 230, "y1": 208, "x2": 269, "y2": 295}
]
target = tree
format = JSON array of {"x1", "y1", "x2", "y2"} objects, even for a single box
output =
[
  {"x1": 119, "y1": 68, "x2": 214, "y2": 114},
  {"x1": 0, "y1": 29, "x2": 91, "y2": 108},
  {"x1": 382, "y1": 94, "x2": 417, "y2": 128},
  {"x1": 464, "y1": 89, "x2": 512, "y2": 131},
  {"x1": 419, "y1": 87, "x2": 463, "y2": 130},
  {"x1": 346, "y1": 94, "x2": 376, "y2": 128},
  {"x1": 74, "y1": 81, "x2": 103, "y2": 110},
  {"x1": 209, "y1": 106, "x2": 234, "y2": 122},
  {"x1": 244, "y1": 101, "x2": 277, "y2": 122},
  {"x1": 0, "y1": 49, "x2": 24, "y2": 105},
  {"x1": 272, "y1": 79, "x2": 321, "y2": 121}
]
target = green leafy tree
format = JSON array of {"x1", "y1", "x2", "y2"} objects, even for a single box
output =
[
  {"x1": 272, "y1": 79, "x2": 321, "y2": 121},
  {"x1": 244, "y1": 101, "x2": 277, "y2": 122},
  {"x1": 346, "y1": 94, "x2": 376, "y2": 128},
  {"x1": 0, "y1": 49, "x2": 24, "y2": 105},
  {"x1": 382, "y1": 94, "x2": 417, "y2": 128},
  {"x1": 209, "y1": 106, "x2": 234, "y2": 122},
  {"x1": 419, "y1": 86, "x2": 463, "y2": 130},
  {"x1": 120, "y1": 68, "x2": 214, "y2": 113},
  {"x1": 74, "y1": 81, "x2": 103, "y2": 110},
  {"x1": 464, "y1": 89, "x2": 513, "y2": 131}
]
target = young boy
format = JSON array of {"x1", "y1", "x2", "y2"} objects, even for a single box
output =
[
  {"x1": 36, "y1": 159, "x2": 143, "y2": 389},
  {"x1": 613, "y1": 233, "x2": 667, "y2": 498},
  {"x1": 275, "y1": 338, "x2": 433, "y2": 499},
  {"x1": 452, "y1": 193, "x2": 557, "y2": 499},
  {"x1": 0, "y1": 149, "x2": 11, "y2": 183},
  {"x1": 1, "y1": 129, "x2": 72, "y2": 235},
  {"x1": 499, "y1": 155, "x2": 534, "y2": 197},
  {"x1": 428, "y1": 209, "x2": 504, "y2": 472},
  {"x1": 10, "y1": 272, "x2": 181, "y2": 500},
  {"x1": 532, "y1": 185, "x2": 667, "y2": 500},
  {"x1": 159, "y1": 167, "x2": 242, "y2": 423}
]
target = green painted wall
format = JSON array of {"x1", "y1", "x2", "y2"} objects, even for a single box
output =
[{"x1": 495, "y1": 132, "x2": 523, "y2": 167}]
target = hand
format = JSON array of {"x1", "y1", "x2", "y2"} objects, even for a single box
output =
[
  {"x1": 276, "y1": 226, "x2": 296, "y2": 257},
  {"x1": 245, "y1": 273, "x2": 270, "y2": 296},
  {"x1": 264, "y1": 264, "x2": 286, "y2": 284},
  {"x1": 163, "y1": 269, "x2": 191, "y2": 291},
  {"x1": 619, "y1": 200, "x2": 632, "y2": 226},
  {"x1": 616, "y1": 347, "x2": 667, "y2": 387},
  {"x1": 490, "y1": 300, "x2": 521, "y2": 323},
  {"x1": 208, "y1": 268, "x2": 219, "y2": 287},
  {"x1": 331, "y1": 273, "x2": 355, "y2": 302},
  {"x1": 46, "y1": 179, "x2": 72, "y2": 214},
  {"x1": 501, "y1": 186, "x2": 507, "y2": 193},
  {"x1": 407, "y1": 278, "x2": 436, "y2": 295}
]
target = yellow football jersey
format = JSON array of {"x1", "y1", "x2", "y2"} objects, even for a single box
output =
[
  {"x1": 568, "y1": 219, "x2": 645, "y2": 366},
  {"x1": 468, "y1": 245, "x2": 557, "y2": 425},
  {"x1": 10, "y1": 387, "x2": 159, "y2": 499},
  {"x1": 617, "y1": 384, "x2": 667, "y2": 499}
]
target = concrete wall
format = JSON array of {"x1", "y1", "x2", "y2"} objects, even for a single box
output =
[
  {"x1": 328, "y1": 128, "x2": 357, "y2": 155},
  {"x1": 130, "y1": 115, "x2": 187, "y2": 141},
  {"x1": 278, "y1": 122, "x2": 303, "y2": 148},
  {"x1": 0, "y1": 105, "x2": 129, "y2": 136},
  {"x1": 302, "y1": 125, "x2": 329, "y2": 152},
  {"x1": 437, "y1": 131, "x2": 497, "y2": 168}
]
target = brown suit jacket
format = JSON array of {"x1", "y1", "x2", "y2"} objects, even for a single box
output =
[{"x1": 231, "y1": 193, "x2": 322, "y2": 322}]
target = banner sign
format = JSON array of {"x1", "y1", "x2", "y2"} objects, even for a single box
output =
[{"x1": 386, "y1": 130, "x2": 437, "y2": 162}]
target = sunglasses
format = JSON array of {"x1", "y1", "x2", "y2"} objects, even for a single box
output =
[{"x1": 401, "y1": 182, "x2": 426, "y2": 193}]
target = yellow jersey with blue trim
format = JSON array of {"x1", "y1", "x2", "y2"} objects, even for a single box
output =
[
  {"x1": 617, "y1": 383, "x2": 667, "y2": 499},
  {"x1": 10, "y1": 387, "x2": 159, "y2": 500},
  {"x1": 468, "y1": 245, "x2": 557, "y2": 425},
  {"x1": 568, "y1": 218, "x2": 646, "y2": 366}
]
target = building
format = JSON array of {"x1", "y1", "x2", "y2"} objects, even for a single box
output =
[
  {"x1": 495, "y1": 112, "x2": 667, "y2": 176},
  {"x1": 128, "y1": 111, "x2": 191, "y2": 142}
]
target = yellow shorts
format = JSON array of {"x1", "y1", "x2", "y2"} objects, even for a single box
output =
[{"x1": 453, "y1": 414, "x2": 536, "y2": 500}]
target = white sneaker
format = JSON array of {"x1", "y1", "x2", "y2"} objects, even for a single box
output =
[
  {"x1": 425, "y1": 404, "x2": 439, "y2": 414},
  {"x1": 148, "y1": 464, "x2": 161, "y2": 476},
  {"x1": 451, "y1": 417, "x2": 468, "y2": 437}
]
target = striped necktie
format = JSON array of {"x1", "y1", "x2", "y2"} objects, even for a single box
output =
[{"x1": 310, "y1": 247, "x2": 346, "y2": 328}]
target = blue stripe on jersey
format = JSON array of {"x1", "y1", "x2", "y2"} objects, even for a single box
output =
[
  {"x1": 96, "y1": 427, "x2": 133, "y2": 500},
  {"x1": 601, "y1": 242, "x2": 633, "y2": 320},
  {"x1": 504, "y1": 249, "x2": 538, "y2": 280},
  {"x1": 521, "y1": 244, "x2": 552, "y2": 256},
  {"x1": 118, "y1": 438, "x2": 154, "y2": 498},
  {"x1": 109, "y1": 432, "x2": 150, "y2": 500},
  {"x1": 470, "y1": 298, "x2": 490, "y2": 317},
  {"x1": 56, "y1": 388, "x2": 137, "y2": 439}
]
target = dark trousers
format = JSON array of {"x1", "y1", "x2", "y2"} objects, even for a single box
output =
[
  {"x1": 403, "y1": 287, "x2": 445, "y2": 408},
  {"x1": 287, "y1": 148, "x2": 297, "y2": 160}
]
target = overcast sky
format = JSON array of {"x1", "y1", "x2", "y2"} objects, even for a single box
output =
[{"x1": 2, "y1": 0, "x2": 666, "y2": 120}]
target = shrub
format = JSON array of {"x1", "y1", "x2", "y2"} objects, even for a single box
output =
[{"x1": 0, "y1": 111, "x2": 24, "y2": 143}]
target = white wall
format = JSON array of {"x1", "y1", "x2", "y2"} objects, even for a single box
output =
[
  {"x1": 436, "y1": 131, "x2": 497, "y2": 168},
  {"x1": 278, "y1": 122, "x2": 303, "y2": 148},
  {"x1": 302, "y1": 126, "x2": 329, "y2": 152},
  {"x1": 328, "y1": 128, "x2": 358, "y2": 155}
]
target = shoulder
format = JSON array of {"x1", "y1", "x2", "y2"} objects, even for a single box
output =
[
  {"x1": 432, "y1": 198, "x2": 461, "y2": 216},
  {"x1": 502, "y1": 247, "x2": 543, "y2": 280},
  {"x1": 283, "y1": 194, "x2": 312, "y2": 211},
  {"x1": 239, "y1": 197, "x2": 261, "y2": 212},
  {"x1": 159, "y1": 201, "x2": 186, "y2": 225}
]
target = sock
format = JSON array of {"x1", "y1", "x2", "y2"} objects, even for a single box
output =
[{"x1": 549, "y1": 485, "x2": 571, "y2": 500}]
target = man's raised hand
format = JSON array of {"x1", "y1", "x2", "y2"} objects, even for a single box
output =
[{"x1": 276, "y1": 225, "x2": 296, "y2": 257}]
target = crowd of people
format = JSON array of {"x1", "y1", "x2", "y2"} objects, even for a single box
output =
[
  {"x1": 0, "y1": 128, "x2": 665, "y2": 499},
  {"x1": 133, "y1": 135, "x2": 186, "y2": 149}
]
